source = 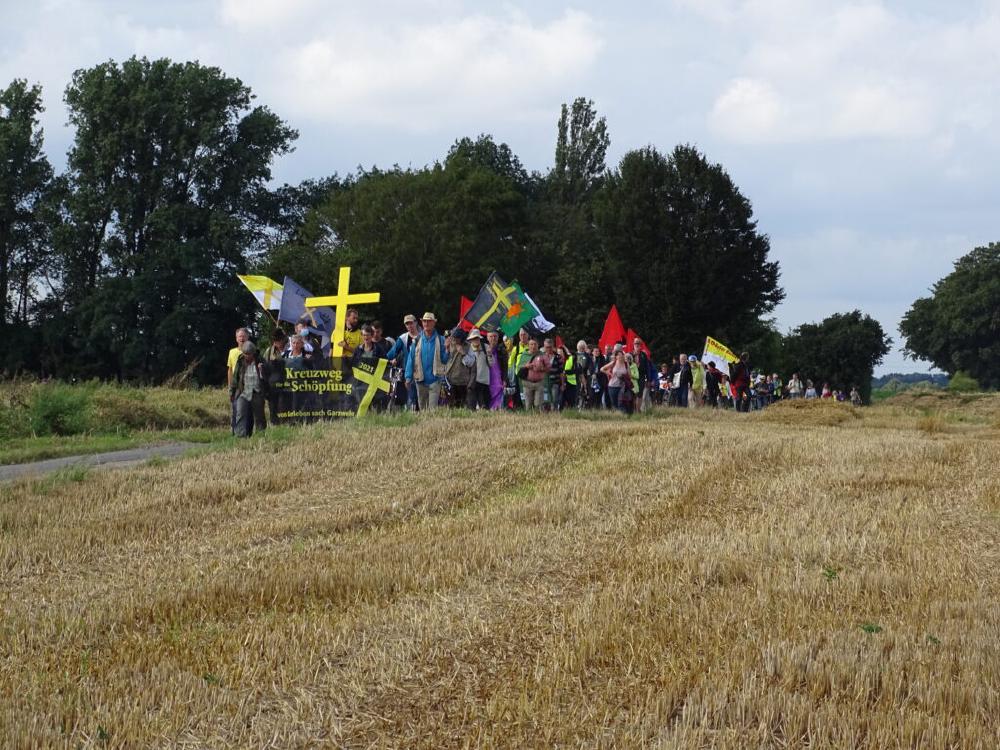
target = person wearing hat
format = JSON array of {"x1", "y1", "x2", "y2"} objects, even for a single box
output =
[
  {"x1": 443, "y1": 328, "x2": 473, "y2": 407},
  {"x1": 404, "y1": 312, "x2": 449, "y2": 411},
  {"x1": 463, "y1": 329, "x2": 492, "y2": 409},
  {"x1": 385, "y1": 314, "x2": 421, "y2": 409},
  {"x1": 229, "y1": 341, "x2": 269, "y2": 438}
]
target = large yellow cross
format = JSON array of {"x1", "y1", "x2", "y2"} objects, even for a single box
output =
[
  {"x1": 352, "y1": 358, "x2": 390, "y2": 417},
  {"x1": 473, "y1": 281, "x2": 516, "y2": 328},
  {"x1": 304, "y1": 266, "x2": 381, "y2": 357}
]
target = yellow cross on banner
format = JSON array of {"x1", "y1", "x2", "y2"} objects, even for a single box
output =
[
  {"x1": 305, "y1": 266, "x2": 381, "y2": 358},
  {"x1": 473, "y1": 281, "x2": 517, "y2": 328},
  {"x1": 352, "y1": 358, "x2": 391, "y2": 417}
]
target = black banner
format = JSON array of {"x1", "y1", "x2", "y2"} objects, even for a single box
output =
[{"x1": 272, "y1": 357, "x2": 392, "y2": 421}]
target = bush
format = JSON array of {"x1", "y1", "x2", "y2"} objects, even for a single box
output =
[
  {"x1": 29, "y1": 384, "x2": 93, "y2": 436},
  {"x1": 947, "y1": 371, "x2": 980, "y2": 393}
]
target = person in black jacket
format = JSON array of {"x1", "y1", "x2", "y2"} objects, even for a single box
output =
[
  {"x1": 675, "y1": 354, "x2": 693, "y2": 408},
  {"x1": 261, "y1": 328, "x2": 287, "y2": 425},
  {"x1": 591, "y1": 346, "x2": 608, "y2": 409},
  {"x1": 666, "y1": 356, "x2": 681, "y2": 406}
]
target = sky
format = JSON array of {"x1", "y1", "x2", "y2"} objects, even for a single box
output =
[{"x1": 3, "y1": 0, "x2": 999, "y2": 374}]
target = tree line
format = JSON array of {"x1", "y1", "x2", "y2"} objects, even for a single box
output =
[{"x1": 1, "y1": 56, "x2": 991, "y2": 396}]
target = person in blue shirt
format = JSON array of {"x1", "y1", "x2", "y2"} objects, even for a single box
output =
[{"x1": 404, "y1": 312, "x2": 449, "y2": 411}]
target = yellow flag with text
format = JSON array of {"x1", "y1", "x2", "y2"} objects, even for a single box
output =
[{"x1": 702, "y1": 336, "x2": 739, "y2": 378}]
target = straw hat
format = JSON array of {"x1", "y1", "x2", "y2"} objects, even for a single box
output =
[
  {"x1": 467, "y1": 328, "x2": 482, "y2": 341},
  {"x1": 421, "y1": 312, "x2": 437, "y2": 322}
]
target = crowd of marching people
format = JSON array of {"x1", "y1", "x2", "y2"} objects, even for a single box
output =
[{"x1": 227, "y1": 309, "x2": 863, "y2": 436}]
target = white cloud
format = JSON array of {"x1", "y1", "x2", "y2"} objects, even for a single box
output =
[
  {"x1": 271, "y1": 9, "x2": 603, "y2": 128},
  {"x1": 218, "y1": 0, "x2": 323, "y2": 31},
  {"x1": 704, "y1": 0, "x2": 1000, "y2": 145},
  {"x1": 709, "y1": 78, "x2": 785, "y2": 140}
]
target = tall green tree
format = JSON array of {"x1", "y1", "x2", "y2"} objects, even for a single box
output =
[
  {"x1": 899, "y1": 242, "x2": 1000, "y2": 389},
  {"x1": 552, "y1": 97, "x2": 609, "y2": 204},
  {"x1": 595, "y1": 144, "x2": 783, "y2": 357},
  {"x1": 783, "y1": 310, "x2": 891, "y2": 403},
  {"x1": 0, "y1": 79, "x2": 53, "y2": 327},
  {"x1": 537, "y1": 97, "x2": 613, "y2": 341},
  {"x1": 51, "y1": 57, "x2": 296, "y2": 382}
]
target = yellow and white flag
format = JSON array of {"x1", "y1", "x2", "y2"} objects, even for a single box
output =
[
  {"x1": 702, "y1": 336, "x2": 739, "y2": 378},
  {"x1": 237, "y1": 275, "x2": 283, "y2": 311}
]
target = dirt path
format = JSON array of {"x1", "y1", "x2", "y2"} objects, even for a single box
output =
[{"x1": 0, "y1": 442, "x2": 195, "y2": 482}]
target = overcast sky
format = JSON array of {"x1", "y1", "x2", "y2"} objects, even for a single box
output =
[{"x1": 4, "y1": 0, "x2": 999, "y2": 373}]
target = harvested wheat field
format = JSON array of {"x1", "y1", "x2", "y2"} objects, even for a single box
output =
[{"x1": 2, "y1": 400, "x2": 999, "y2": 748}]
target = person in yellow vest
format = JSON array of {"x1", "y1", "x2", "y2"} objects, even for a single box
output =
[
  {"x1": 507, "y1": 328, "x2": 532, "y2": 409},
  {"x1": 340, "y1": 307, "x2": 362, "y2": 357},
  {"x1": 689, "y1": 355, "x2": 706, "y2": 407},
  {"x1": 227, "y1": 327, "x2": 250, "y2": 434},
  {"x1": 562, "y1": 346, "x2": 577, "y2": 410}
]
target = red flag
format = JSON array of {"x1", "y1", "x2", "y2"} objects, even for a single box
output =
[
  {"x1": 458, "y1": 296, "x2": 474, "y2": 331},
  {"x1": 626, "y1": 328, "x2": 652, "y2": 357},
  {"x1": 555, "y1": 335, "x2": 565, "y2": 351},
  {"x1": 598, "y1": 305, "x2": 626, "y2": 352}
]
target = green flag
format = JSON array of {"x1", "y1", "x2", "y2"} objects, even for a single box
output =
[{"x1": 499, "y1": 282, "x2": 539, "y2": 337}]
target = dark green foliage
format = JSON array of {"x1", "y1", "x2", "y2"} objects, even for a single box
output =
[
  {"x1": 50, "y1": 57, "x2": 297, "y2": 383},
  {"x1": 0, "y1": 79, "x2": 54, "y2": 328},
  {"x1": 447, "y1": 135, "x2": 533, "y2": 196},
  {"x1": 2, "y1": 77, "x2": 792, "y2": 383},
  {"x1": 552, "y1": 97, "x2": 609, "y2": 204},
  {"x1": 533, "y1": 99, "x2": 613, "y2": 342},
  {"x1": 782, "y1": 310, "x2": 891, "y2": 403},
  {"x1": 272, "y1": 156, "x2": 529, "y2": 331},
  {"x1": 595, "y1": 145, "x2": 784, "y2": 357},
  {"x1": 900, "y1": 243, "x2": 1000, "y2": 389}
]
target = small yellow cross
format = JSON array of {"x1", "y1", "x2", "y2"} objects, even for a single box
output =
[
  {"x1": 305, "y1": 266, "x2": 381, "y2": 358},
  {"x1": 473, "y1": 281, "x2": 516, "y2": 328},
  {"x1": 352, "y1": 358, "x2": 391, "y2": 417}
]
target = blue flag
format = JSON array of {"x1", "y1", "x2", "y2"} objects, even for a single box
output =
[
  {"x1": 279, "y1": 277, "x2": 335, "y2": 351},
  {"x1": 278, "y1": 277, "x2": 334, "y2": 330}
]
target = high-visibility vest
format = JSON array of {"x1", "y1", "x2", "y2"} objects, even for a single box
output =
[{"x1": 564, "y1": 354, "x2": 576, "y2": 386}]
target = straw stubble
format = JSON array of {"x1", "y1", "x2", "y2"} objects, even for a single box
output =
[{"x1": 1, "y1": 401, "x2": 998, "y2": 748}]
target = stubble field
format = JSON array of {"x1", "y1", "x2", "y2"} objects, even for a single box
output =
[{"x1": 1, "y1": 397, "x2": 999, "y2": 748}]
